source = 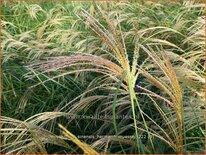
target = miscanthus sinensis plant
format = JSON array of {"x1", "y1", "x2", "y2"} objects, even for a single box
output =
[{"x1": 1, "y1": 1, "x2": 205, "y2": 154}]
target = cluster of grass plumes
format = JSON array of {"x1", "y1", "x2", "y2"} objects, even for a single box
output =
[{"x1": 1, "y1": 1, "x2": 205, "y2": 154}]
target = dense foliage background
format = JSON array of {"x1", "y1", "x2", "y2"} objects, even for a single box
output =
[{"x1": 1, "y1": 1, "x2": 205, "y2": 154}]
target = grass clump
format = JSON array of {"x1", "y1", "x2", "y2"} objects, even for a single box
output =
[{"x1": 1, "y1": 1, "x2": 205, "y2": 154}]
